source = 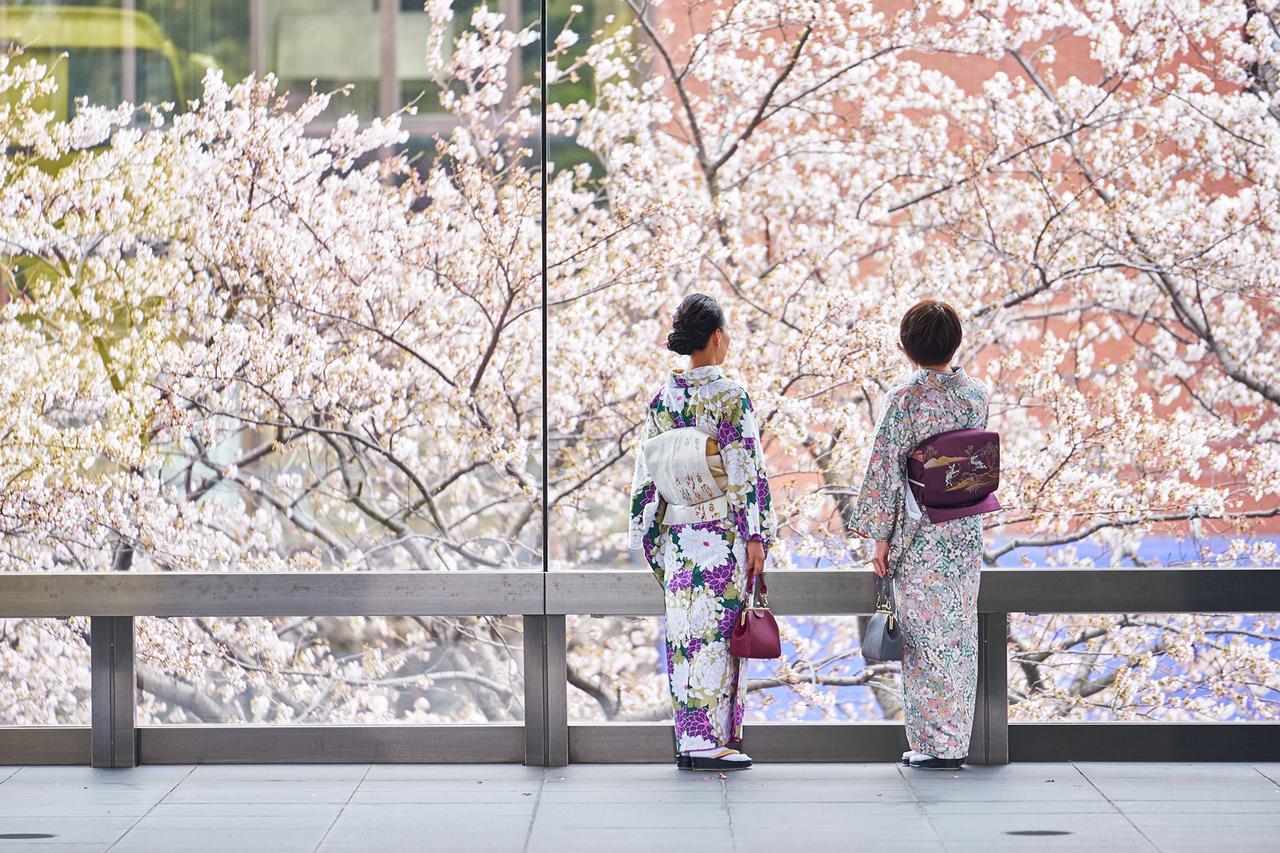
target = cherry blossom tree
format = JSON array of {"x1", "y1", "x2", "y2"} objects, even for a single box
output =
[{"x1": 547, "y1": 0, "x2": 1279, "y2": 723}]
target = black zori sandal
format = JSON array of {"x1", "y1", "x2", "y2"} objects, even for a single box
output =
[
  {"x1": 907, "y1": 754, "x2": 964, "y2": 771},
  {"x1": 677, "y1": 735, "x2": 746, "y2": 770},
  {"x1": 683, "y1": 748, "x2": 753, "y2": 771}
]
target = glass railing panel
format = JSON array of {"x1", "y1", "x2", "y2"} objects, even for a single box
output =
[
  {"x1": 137, "y1": 615, "x2": 525, "y2": 725},
  {"x1": 1009, "y1": 611, "x2": 1280, "y2": 721},
  {"x1": 0, "y1": 618, "x2": 91, "y2": 726},
  {"x1": 567, "y1": 613, "x2": 902, "y2": 725}
]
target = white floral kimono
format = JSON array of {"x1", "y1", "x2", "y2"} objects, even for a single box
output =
[{"x1": 629, "y1": 365, "x2": 777, "y2": 751}]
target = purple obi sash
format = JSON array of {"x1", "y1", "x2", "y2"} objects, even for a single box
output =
[{"x1": 906, "y1": 428, "x2": 1001, "y2": 523}]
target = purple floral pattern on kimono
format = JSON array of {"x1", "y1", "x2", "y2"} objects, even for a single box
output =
[
  {"x1": 717, "y1": 419, "x2": 741, "y2": 449},
  {"x1": 668, "y1": 568, "x2": 693, "y2": 591},
  {"x1": 716, "y1": 606, "x2": 738, "y2": 638},
  {"x1": 701, "y1": 562, "x2": 733, "y2": 596},
  {"x1": 850, "y1": 366, "x2": 989, "y2": 759},
  {"x1": 628, "y1": 364, "x2": 778, "y2": 751}
]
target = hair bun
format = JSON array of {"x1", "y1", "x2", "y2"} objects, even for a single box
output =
[
  {"x1": 666, "y1": 325, "x2": 695, "y2": 355},
  {"x1": 666, "y1": 293, "x2": 724, "y2": 355}
]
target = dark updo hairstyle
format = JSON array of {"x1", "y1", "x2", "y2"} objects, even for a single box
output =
[
  {"x1": 899, "y1": 299, "x2": 963, "y2": 366},
  {"x1": 666, "y1": 292, "x2": 725, "y2": 355}
]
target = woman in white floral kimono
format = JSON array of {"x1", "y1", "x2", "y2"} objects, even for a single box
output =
[
  {"x1": 851, "y1": 300, "x2": 990, "y2": 771},
  {"x1": 629, "y1": 293, "x2": 777, "y2": 772}
]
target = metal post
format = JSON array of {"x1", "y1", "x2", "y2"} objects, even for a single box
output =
[
  {"x1": 545, "y1": 615, "x2": 567, "y2": 766},
  {"x1": 522, "y1": 614, "x2": 547, "y2": 766},
  {"x1": 521, "y1": 614, "x2": 568, "y2": 767},
  {"x1": 971, "y1": 611, "x2": 1009, "y2": 765},
  {"x1": 90, "y1": 615, "x2": 136, "y2": 768}
]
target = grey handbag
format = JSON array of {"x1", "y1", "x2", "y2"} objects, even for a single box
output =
[{"x1": 861, "y1": 575, "x2": 904, "y2": 662}]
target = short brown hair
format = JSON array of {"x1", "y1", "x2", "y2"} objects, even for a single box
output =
[{"x1": 899, "y1": 299, "x2": 962, "y2": 366}]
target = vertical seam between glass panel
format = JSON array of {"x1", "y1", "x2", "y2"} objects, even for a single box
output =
[
  {"x1": 540, "y1": 0, "x2": 549, "y2": 577},
  {"x1": 540, "y1": 0, "x2": 551, "y2": 765}
]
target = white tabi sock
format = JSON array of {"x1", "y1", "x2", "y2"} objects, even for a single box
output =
[{"x1": 685, "y1": 746, "x2": 751, "y2": 762}]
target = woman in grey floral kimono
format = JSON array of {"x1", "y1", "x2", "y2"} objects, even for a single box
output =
[
  {"x1": 629, "y1": 293, "x2": 777, "y2": 772},
  {"x1": 851, "y1": 300, "x2": 989, "y2": 771}
]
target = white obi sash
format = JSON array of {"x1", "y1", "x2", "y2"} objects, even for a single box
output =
[{"x1": 643, "y1": 427, "x2": 730, "y2": 526}]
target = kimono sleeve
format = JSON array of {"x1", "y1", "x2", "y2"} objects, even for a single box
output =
[
  {"x1": 628, "y1": 404, "x2": 667, "y2": 582},
  {"x1": 974, "y1": 379, "x2": 991, "y2": 430},
  {"x1": 849, "y1": 390, "x2": 910, "y2": 541},
  {"x1": 718, "y1": 388, "x2": 778, "y2": 551}
]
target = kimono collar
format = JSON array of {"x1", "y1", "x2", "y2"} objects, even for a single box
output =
[
  {"x1": 671, "y1": 364, "x2": 723, "y2": 388},
  {"x1": 915, "y1": 365, "x2": 966, "y2": 388}
]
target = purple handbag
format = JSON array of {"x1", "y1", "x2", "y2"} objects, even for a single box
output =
[
  {"x1": 906, "y1": 428, "x2": 1001, "y2": 523},
  {"x1": 729, "y1": 575, "x2": 781, "y2": 659}
]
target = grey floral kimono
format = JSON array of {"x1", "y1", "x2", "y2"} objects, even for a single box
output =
[
  {"x1": 628, "y1": 364, "x2": 777, "y2": 752},
  {"x1": 851, "y1": 366, "x2": 989, "y2": 759}
]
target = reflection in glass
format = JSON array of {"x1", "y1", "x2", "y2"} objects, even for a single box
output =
[
  {"x1": 261, "y1": 0, "x2": 379, "y2": 119},
  {"x1": 0, "y1": 1, "x2": 249, "y2": 116}
]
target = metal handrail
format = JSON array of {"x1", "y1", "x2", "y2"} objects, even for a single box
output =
[
  {"x1": 5, "y1": 567, "x2": 1273, "y2": 616},
  {"x1": 545, "y1": 566, "x2": 1280, "y2": 615},
  {"x1": 0, "y1": 570, "x2": 545, "y2": 617}
]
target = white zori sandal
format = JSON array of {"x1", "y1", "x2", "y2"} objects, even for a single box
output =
[{"x1": 681, "y1": 746, "x2": 753, "y2": 771}]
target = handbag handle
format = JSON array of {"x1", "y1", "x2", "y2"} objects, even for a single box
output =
[
  {"x1": 740, "y1": 573, "x2": 770, "y2": 628},
  {"x1": 873, "y1": 574, "x2": 892, "y2": 609},
  {"x1": 873, "y1": 574, "x2": 897, "y2": 628}
]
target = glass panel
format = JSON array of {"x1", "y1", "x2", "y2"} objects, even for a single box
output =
[
  {"x1": 755, "y1": 615, "x2": 900, "y2": 722},
  {"x1": 568, "y1": 615, "x2": 669, "y2": 722},
  {"x1": 0, "y1": 1, "x2": 541, "y2": 573},
  {"x1": 567, "y1": 615, "x2": 899, "y2": 724},
  {"x1": 542, "y1": 0, "x2": 867, "y2": 573},
  {"x1": 137, "y1": 615, "x2": 524, "y2": 724},
  {"x1": 542, "y1": 0, "x2": 638, "y2": 562},
  {"x1": 0, "y1": 617, "x2": 91, "y2": 725},
  {"x1": 1009, "y1": 612, "x2": 1280, "y2": 721}
]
